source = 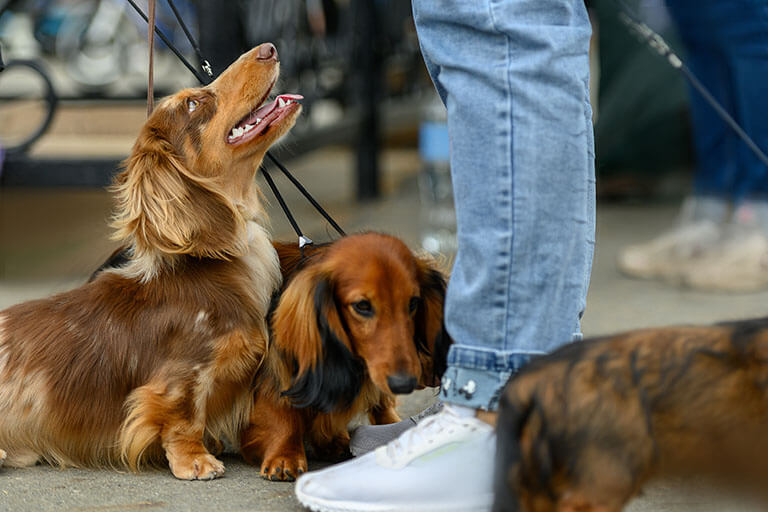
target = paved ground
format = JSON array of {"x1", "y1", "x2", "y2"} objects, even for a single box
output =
[{"x1": 2, "y1": 145, "x2": 768, "y2": 510}]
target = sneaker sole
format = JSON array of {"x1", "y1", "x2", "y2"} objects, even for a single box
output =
[{"x1": 296, "y1": 489, "x2": 494, "y2": 512}]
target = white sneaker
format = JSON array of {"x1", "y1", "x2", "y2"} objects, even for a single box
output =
[
  {"x1": 295, "y1": 405, "x2": 495, "y2": 512},
  {"x1": 682, "y1": 225, "x2": 768, "y2": 292},
  {"x1": 616, "y1": 219, "x2": 722, "y2": 281}
]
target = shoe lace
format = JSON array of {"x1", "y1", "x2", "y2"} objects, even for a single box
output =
[{"x1": 383, "y1": 407, "x2": 474, "y2": 462}]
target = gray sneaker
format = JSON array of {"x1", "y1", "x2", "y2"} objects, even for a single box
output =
[{"x1": 349, "y1": 402, "x2": 444, "y2": 457}]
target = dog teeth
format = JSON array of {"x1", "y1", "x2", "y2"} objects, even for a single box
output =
[
  {"x1": 244, "y1": 124, "x2": 254, "y2": 132},
  {"x1": 278, "y1": 97, "x2": 286, "y2": 108},
  {"x1": 256, "y1": 117, "x2": 262, "y2": 124},
  {"x1": 232, "y1": 127, "x2": 244, "y2": 137}
]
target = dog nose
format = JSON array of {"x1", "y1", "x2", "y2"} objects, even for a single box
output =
[
  {"x1": 256, "y1": 43, "x2": 278, "y2": 62},
  {"x1": 387, "y1": 373, "x2": 417, "y2": 394}
]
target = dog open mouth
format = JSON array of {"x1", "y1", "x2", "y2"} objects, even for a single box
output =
[{"x1": 227, "y1": 93, "x2": 303, "y2": 145}]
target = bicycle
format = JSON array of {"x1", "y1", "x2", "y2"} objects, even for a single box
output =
[{"x1": 0, "y1": 42, "x2": 58, "y2": 155}]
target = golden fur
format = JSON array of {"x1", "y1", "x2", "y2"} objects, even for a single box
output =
[
  {"x1": 239, "y1": 233, "x2": 452, "y2": 481},
  {"x1": 0, "y1": 43, "x2": 300, "y2": 480}
]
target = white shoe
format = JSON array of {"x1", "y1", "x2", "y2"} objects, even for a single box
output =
[
  {"x1": 617, "y1": 219, "x2": 722, "y2": 281},
  {"x1": 682, "y1": 225, "x2": 768, "y2": 292},
  {"x1": 295, "y1": 405, "x2": 495, "y2": 512}
]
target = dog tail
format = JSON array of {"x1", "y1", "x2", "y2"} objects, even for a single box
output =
[{"x1": 493, "y1": 377, "x2": 537, "y2": 512}]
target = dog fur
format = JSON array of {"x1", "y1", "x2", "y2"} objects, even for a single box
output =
[
  {"x1": 494, "y1": 318, "x2": 768, "y2": 511},
  {"x1": 239, "y1": 233, "x2": 452, "y2": 481},
  {"x1": 0, "y1": 43, "x2": 301, "y2": 480}
]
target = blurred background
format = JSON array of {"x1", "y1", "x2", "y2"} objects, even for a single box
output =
[
  {"x1": 4, "y1": 2, "x2": 768, "y2": 510},
  {"x1": 2, "y1": 0, "x2": 768, "y2": 334}
]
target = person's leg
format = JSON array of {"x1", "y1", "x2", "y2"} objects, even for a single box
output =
[
  {"x1": 436, "y1": 0, "x2": 595, "y2": 412},
  {"x1": 295, "y1": 0, "x2": 594, "y2": 509},
  {"x1": 617, "y1": 0, "x2": 733, "y2": 282},
  {"x1": 677, "y1": 1, "x2": 768, "y2": 292},
  {"x1": 666, "y1": 0, "x2": 738, "y2": 201},
  {"x1": 716, "y1": 1, "x2": 768, "y2": 205}
]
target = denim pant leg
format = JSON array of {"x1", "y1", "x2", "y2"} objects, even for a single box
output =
[
  {"x1": 412, "y1": 0, "x2": 595, "y2": 411},
  {"x1": 719, "y1": 1, "x2": 768, "y2": 201},
  {"x1": 666, "y1": 0, "x2": 740, "y2": 200}
]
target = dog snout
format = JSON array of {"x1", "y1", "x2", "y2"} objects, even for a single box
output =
[
  {"x1": 256, "y1": 43, "x2": 278, "y2": 62},
  {"x1": 387, "y1": 373, "x2": 417, "y2": 394}
]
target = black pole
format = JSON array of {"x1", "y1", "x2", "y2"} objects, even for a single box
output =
[{"x1": 353, "y1": 0, "x2": 381, "y2": 200}]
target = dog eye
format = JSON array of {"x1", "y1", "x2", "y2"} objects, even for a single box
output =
[
  {"x1": 352, "y1": 300, "x2": 374, "y2": 317},
  {"x1": 187, "y1": 99, "x2": 199, "y2": 112},
  {"x1": 409, "y1": 297, "x2": 421, "y2": 313}
]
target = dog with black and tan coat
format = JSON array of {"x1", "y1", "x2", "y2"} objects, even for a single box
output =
[{"x1": 495, "y1": 317, "x2": 768, "y2": 511}]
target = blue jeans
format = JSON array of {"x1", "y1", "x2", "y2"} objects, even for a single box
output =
[
  {"x1": 665, "y1": 0, "x2": 768, "y2": 202},
  {"x1": 412, "y1": 0, "x2": 595, "y2": 410}
]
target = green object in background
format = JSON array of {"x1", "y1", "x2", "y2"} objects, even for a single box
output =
[{"x1": 594, "y1": 0, "x2": 691, "y2": 180}]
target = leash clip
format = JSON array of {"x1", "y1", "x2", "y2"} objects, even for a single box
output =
[
  {"x1": 202, "y1": 60, "x2": 213, "y2": 77},
  {"x1": 299, "y1": 235, "x2": 314, "y2": 249}
]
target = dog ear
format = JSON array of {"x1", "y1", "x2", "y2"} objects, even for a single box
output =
[
  {"x1": 273, "y1": 267, "x2": 364, "y2": 412},
  {"x1": 111, "y1": 107, "x2": 245, "y2": 260},
  {"x1": 414, "y1": 257, "x2": 453, "y2": 386}
]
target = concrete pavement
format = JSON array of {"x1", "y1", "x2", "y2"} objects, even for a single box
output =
[{"x1": 2, "y1": 146, "x2": 768, "y2": 510}]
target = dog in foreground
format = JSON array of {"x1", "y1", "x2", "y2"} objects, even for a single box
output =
[
  {"x1": 0, "y1": 43, "x2": 301, "y2": 479},
  {"x1": 494, "y1": 318, "x2": 768, "y2": 511},
  {"x1": 240, "y1": 233, "x2": 451, "y2": 481}
]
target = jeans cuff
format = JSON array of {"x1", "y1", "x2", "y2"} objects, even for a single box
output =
[
  {"x1": 440, "y1": 366, "x2": 513, "y2": 411},
  {"x1": 440, "y1": 349, "x2": 540, "y2": 411}
]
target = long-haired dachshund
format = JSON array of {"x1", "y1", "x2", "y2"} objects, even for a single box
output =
[
  {"x1": 494, "y1": 317, "x2": 768, "y2": 511},
  {"x1": 0, "y1": 43, "x2": 301, "y2": 480},
  {"x1": 239, "y1": 233, "x2": 452, "y2": 481}
]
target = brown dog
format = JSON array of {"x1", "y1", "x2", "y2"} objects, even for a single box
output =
[
  {"x1": 494, "y1": 317, "x2": 768, "y2": 511},
  {"x1": 0, "y1": 43, "x2": 300, "y2": 480},
  {"x1": 239, "y1": 233, "x2": 451, "y2": 481}
]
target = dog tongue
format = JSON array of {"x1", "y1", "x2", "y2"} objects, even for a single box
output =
[
  {"x1": 250, "y1": 94, "x2": 304, "y2": 122},
  {"x1": 229, "y1": 94, "x2": 304, "y2": 142}
]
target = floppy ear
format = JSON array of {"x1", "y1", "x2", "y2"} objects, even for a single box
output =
[
  {"x1": 415, "y1": 257, "x2": 453, "y2": 387},
  {"x1": 273, "y1": 267, "x2": 364, "y2": 413},
  {"x1": 111, "y1": 109, "x2": 245, "y2": 260}
]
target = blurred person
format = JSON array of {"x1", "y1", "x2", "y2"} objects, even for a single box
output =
[
  {"x1": 295, "y1": 0, "x2": 595, "y2": 510},
  {"x1": 618, "y1": 1, "x2": 768, "y2": 292}
]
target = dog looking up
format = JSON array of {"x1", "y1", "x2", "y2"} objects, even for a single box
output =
[{"x1": 0, "y1": 43, "x2": 301, "y2": 480}]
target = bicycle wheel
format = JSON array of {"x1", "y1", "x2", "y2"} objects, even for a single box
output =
[{"x1": 0, "y1": 58, "x2": 58, "y2": 154}]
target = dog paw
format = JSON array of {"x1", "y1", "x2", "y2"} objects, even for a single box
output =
[
  {"x1": 170, "y1": 453, "x2": 225, "y2": 480},
  {"x1": 260, "y1": 454, "x2": 307, "y2": 482},
  {"x1": 0, "y1": 449, "x2": 6, "y2": 468},
  {"x1": 314, "y1": 434, "x2": 351, "y2": 462}
]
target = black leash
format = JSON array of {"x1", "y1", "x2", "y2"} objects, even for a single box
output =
[
  {"x1": 260, "y1": 166, "x2": 314, "y2": 250},
  {"x1": 613, "y1": 0, "x2": 768, "y2": 169},
  {"x1": 165, "y1": 0, "x2": 213, "y2": 80},
  {"x1": 125, "y1": 0, "x2": 346, "y2": 247},
  {"x1": 126, "y1": 0, "x2": 210, "y2": 85},
  {"x1": 266, "y1": 152, "x2": 346, "y2": 237}
]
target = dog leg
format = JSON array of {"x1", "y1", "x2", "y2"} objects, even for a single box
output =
[
  {"x1": 317, "y1": 432, "x2": 351, "y2": 462},
  {"x1": 3, "y1": 449, "x2": 39, "y2": 467},
  {"x1": 241, "y1": 394, "x2": 307, "y2": 482},
  {"x1": 369, "y1": 403, "x2": 401, "y2": 425},
  {"x1": 121, "y1": 378, "x2": 224, "y2": 480},
  {"x1": 368, "y1": 392, "x2": 400, "y2": 425},
  {"x1": 162, "y1": 430, "x2": 225, "y2": 481},
  {"x1": 257, "y1": 437, "x2": 308, "y2": 482}
]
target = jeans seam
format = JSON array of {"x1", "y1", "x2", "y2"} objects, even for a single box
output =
[{"x1": 488, "y1": 0, "x2": 516, "y2": 351}]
